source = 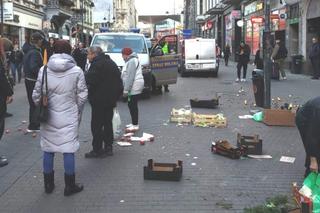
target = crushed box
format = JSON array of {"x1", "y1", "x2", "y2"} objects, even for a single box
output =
[
  {"x1": 211, "y1": 140, "x2": 247, "y2": 159},
  {"x1": 263, "y1": 109, "x2": 296, "y2": 127},
  {"x1": 193, "y1": 113, "x2": 227, "y2": 128},
  {"x1": 237, "y1": 133, "x2": 262, "y2": 155},
  {"x1": 190, "y1": 98, "x2": 219, "y2": 109},
  {"x1": 144, "y1": 159, "x2": 183, "y2": 181},
  {"x1": 170, "y1": 108, "x2": 192, "y2": 124}
]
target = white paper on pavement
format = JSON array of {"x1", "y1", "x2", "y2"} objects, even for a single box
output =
[
  {"x1": 247, "y1": 155, "x2": 273, "y2": 159},
  {"x1": 280, "y1": 156, "x2": 296, "y2": 163},
  {"x1": 238, "y1": 115, "x2": 254, "y2": 119},
  {"x1": 117, "y1": 142, "x2": 132, "y2": 147}
]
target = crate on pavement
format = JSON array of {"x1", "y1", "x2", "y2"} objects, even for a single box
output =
[
  {"x1": 292, "y1": 182, "x2": 313, "y2": 212},
  {"x1": 170, "y1": 108, "x2": 192, "y2": 124},
  {"x1": 263, "y1": 109, "x2": 296, "y2": 127},
  {"x1": 236, "y1": 133, "x2": 262, "y2": 155},
  {"x1": 211, "y1": 140, "x2": 247, "y2": 159},
  {"x1": 192, "y1": 113, "x2": 227, "y2": 128},
  {"x1": 143, "y1": 159, "x2": 183, "y2": 181},
  {"x1": 190, "y1": 97, "x2": 219, "y2": 109}
]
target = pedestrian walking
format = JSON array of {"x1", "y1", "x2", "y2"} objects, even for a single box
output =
[
  {"x1": 23, "y1": 32, "x2": 45, "y2": 132},
  {"x1": 0, "y1": 38, "x2": 13, "y2": 168},
  {"x1": 271, "y1": 39, "x2": 288, "y2": 80},
  {"x1": 32, "y1": 40, "x2": 88, "y2": 196},
  {"x1": 72, "y1": 42, "x2": 87, "y2": 71},
  {"x1": 296, "y1": 96, "x2": 320, "y2": 177},
  {"x1": 236, "y1": 41, "x2": 251, "y2": 82},
  {"x1": 254, "y1": 49, "x2": 264, "y2": 70},
  {"x1": 9, "y1": 44, "x2": 23, "y2": 84},
  {"x1": 47, "y1": 37, "x2": 55, "y2": 60},
  {"x1": 121, "y1": 47, "x2": 144, "y2": 132},
  {"x1": 85, "y1": 46, "x2": 123, "y2": 158},
  {"x1": 308, "y1": 37, "x2": 320, "y2": 80},
  {"x1": 224, "y1": 43, "x2": 231, "y2": 66}
]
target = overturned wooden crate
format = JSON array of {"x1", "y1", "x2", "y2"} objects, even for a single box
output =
[
  {"x1": 190, "y1": 97, "x2": 219, "y2": 109},
  {"x1": 170, "y1": 108, "x2": 192, "y2": 124},
  {"x1": 211, "y1": 140, "x2": 246, "y2": 159},
  {"x1": 236, "y1": 133, "x2": 262, "y2": 155},
  {"x1": 144, "y1": 159, "x2": 183, "y2": 181},
  {"x1": 192, "y1": 113, "x2": 227, "y2": 128}
]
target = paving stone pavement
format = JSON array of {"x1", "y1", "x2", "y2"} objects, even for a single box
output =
[{"x1": 0, "y1": 61, "x2": 320, "y2": 213}]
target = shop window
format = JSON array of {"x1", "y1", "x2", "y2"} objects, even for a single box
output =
[{"x1": 289, "y1": 3, "x2": 299, "y2": 19}]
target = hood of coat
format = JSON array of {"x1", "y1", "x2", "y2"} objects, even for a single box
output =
[
  {"x1": 125, "y1": 52, "x2": 138, "y2": 62},
  {"x1": 47, "y1": 53, "x2": 77, "y2": 72}
]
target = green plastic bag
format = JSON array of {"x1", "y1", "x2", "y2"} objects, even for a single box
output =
[
  {"x1": 252, "y1": 111, "x2": 264, "y2": 122},
  {"x1": 301, "y1": 172, "x2": 320, "y2": 213}
]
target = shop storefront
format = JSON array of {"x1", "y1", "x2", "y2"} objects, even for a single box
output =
[
  {"x1": 201, "y1": 20, "x2": 214, "y2": 38},
  {"x1": 243, "y1": 0, "x2": 264, "y2": 55},
  {"x1": 270, "y1": 7, "x2": 287, "y2": 43}
]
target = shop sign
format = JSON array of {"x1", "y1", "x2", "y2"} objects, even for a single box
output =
[
  {"x1": 251, "y1": 16, "x2": 264, "y2": 24},
  {"x1": 13, "y1": 11, "x2": 42, "y2": 30},
  {"x1": 202, "y1": 21, "x2": 213, "y2": 31},
  {"x1": 231, "y1": 10, "x2": 241, "y2": 19},
  {"x1": 270, "y1": 14, "x2": 279, "y2": 20},
  {"x1": 0, "y1": 2, "x2": 14, "y2": 20},
  {"x1": 244, "y1": 1, "x2": 263, "y2": 16}
]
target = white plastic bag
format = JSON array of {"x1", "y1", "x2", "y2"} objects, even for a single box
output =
[{"x1": 112, "y1": 108, "x2": 121, "y2": 138}]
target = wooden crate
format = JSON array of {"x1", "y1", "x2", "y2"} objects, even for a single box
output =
[
  {"x1": 170, "y1": 108, "x2": 192, "y2": 124},
  {"x1": 237, "y1": 133, "x2": 262, "y2": 155},
  {"x1": 263, "y1": 109, "x2": 296, "y2": 127},
  {"x1": 292, "y1": 182, "x2": 313, "y2": 212},
  {"x1": 211, "y1": 140, "x2": 247, "y2": 159},
  {"x1": 193, "y1": 113, "x2": 227, "y2": 128},
  {"x1": 144, "y1": 159, "x2": 183, "y2": 181},
  {"x1": 190, "y1": 98, "x2": 219, "y2": 109}
]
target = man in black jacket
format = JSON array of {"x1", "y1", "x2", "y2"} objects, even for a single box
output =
[
  {"x1": 0, "y1": 38, "x2": 14, "y2": 167},
  {"x1": 85, "y1": 46, "x2": 123, "y2": 158},
  {"x1": 23, "y1": 32, "x2": 44, "y2": 132},
  {"x1": 72, "y1": 42, "x2": 87, "y2": 71},
  {"x1": 296, "y1": 96, "x2": 320, "y2": 177},
  {"x1": 309, "y1": 37, "x2": 320, "y2": 80},
  {"x1": 236, "y1": 41, "x2": 251, "y2": 82}
]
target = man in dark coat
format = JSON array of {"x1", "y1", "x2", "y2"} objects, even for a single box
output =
[
  {"x1": 72, "y1": 42, "x2": 87, "y2": 71},
  {"x1": 0, "y1": 38, "x2": 14, "y2": 167},
  {"x1": 85, "y1": 46, "x2": 123, "y2": 158},
  {"x1": 296, "y1": 96, "x2": 320, "y2": 177},
  {"x1": 309, "y1": 37, "x2": 320, "y2": 80},
  {"x1": 236, "y1": 41, "x2": 251, "y2": 82},
  {"x1": 23, "y1": 32, "x2": 44, "y2": 132}
]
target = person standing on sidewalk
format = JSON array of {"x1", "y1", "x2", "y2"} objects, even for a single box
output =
[
  {"x1": 296, "y1": 96, "x2": 320, "y2": 177},
  {"x1": 0, "y1": 38, "x2": 14, "y2": 168},
  {"x1": 308, "y1": 37, "x2": 320, "y2": 80},
  {"x1": 224, "y1": 43, "x2": 231, "y2": 66},
  {"x1": 32, "y1": 40, "x2": 87, "y2": 196},
  {"x1": 9, "y1": 44, "x2": 23, "y2": 84},
  {"x1": 23, "y1": 32, "x2": 45, "y2": 132},
  {"x1": 271, "y1": 39, "x2": 288, "y2": 80},
  {"x1": 235, "y1": 41, "x2": 251, "y2": 82},
  {"x1": 121, "y1": 47, "x2": 144, "y2": 132},
  {"x1": 72, "y1": 42, "x2": 87, "y2": 71},
  {"x1": 85, "y1": 46, "x2": 123, "y2": 158}
]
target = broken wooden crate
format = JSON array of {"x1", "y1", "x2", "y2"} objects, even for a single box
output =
[
  {"x1": 211, "y1": 140, "x2": 246, "y2": 159},
  {"x1": 237, "y1": 133, "x2": 262, "y2": 155},
  {"x1": 190, "y1": 97, "x2": 219, "y2": 109},
  {"x1": 144, "y1": 159, "x2": 183, "y2": 181},
  {"x1": 292, "y1": 182, "x2": 313, "y2": 213},
  {"x1": 263, "y1": 109, "x2": 296, "y2": 127},
  {"x1": 170, "y1": 108, "x2": 192, "y2": 124},
  {"x1": 193, "y1": 113, "x2": 227, "y2": 128}
]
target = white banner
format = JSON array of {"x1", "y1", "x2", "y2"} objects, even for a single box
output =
[{"x1": 1, "y1": 2, "x2": 14, "y2": 21}]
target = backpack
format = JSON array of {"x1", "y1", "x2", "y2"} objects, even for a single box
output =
[{"x1": 275, "y1": 45, "x2": 288, "y2": 59}]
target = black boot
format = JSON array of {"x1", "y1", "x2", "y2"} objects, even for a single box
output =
[
  {"x1": 43, "y1": 171, "x2": 55, "y2": 194},
  {"x1": 64, "y1": 173, "x2": 83, "y2": 196}
]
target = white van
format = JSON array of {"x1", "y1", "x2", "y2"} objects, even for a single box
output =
[{"x1": 180, "y1": 38, "x2": 219, "y2": 77}]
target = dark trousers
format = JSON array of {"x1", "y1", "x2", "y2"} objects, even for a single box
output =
[
  {"x1": 128, "y1": 94, "x2": 139, "y2": 125},
  {"x1": 10, "y1": 63, "x2": 22, "y2": 83},
  {"x1": 311, "y1": 59, "x2": 320, "y2": 78},
  {"x1": 237, "y1": 62, "x2": 248, "y2": 79},
  {"x1": 0, "y1": 97, "x2": 6, "y2": 141},
  {"x1": 224, "y1": 56, "x2": 229, "y2": 66},
  {"x1": 91, "y1": 104, "x2": 114, "y2": 152},
  {"x1": 25, "y1": 79, "x2": 40, "y2": 130}
]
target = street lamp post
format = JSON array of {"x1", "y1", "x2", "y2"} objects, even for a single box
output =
[
  {"x1": 0, "y1": 0, "x2": 3, "y2": 36},
  {"x1": 81, "y1": 0, "x2": 84, "y2": 43},
  {"x1": 263, "y1": 0, "x2": 271, "y2": 108}
]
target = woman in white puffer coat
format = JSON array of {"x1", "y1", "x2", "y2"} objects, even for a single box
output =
[
  {"x1": 121, "y1": 47, "x2": 144, "y2": 132},
  {"x1": 32, "y1": 40, "x2": 88, "y2": 196}
]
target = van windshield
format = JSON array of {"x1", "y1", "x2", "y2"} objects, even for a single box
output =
[{"x1": 91, "y1": 35, "x2": 147, "y2": 53}]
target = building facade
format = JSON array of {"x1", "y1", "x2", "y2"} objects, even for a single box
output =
[
  {"x1": 113, "y1": 0, "x2": 137, "y2": 31},
  {"x1": 184, "y1": 0, "x2": 320, "y2": 74}
]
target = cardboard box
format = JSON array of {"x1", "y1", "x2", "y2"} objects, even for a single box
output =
[{"x1": 263, "y1": 109, "x2": 296, "y2": 127}]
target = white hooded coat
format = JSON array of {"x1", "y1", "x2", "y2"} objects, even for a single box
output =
[{"x1": 32, "y1": 53, "x2": 88, "y2": 153}]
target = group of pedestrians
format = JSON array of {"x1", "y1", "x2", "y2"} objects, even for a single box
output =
[{"x1": 0, "y1": 32, "x2": 144, "y2": 196}]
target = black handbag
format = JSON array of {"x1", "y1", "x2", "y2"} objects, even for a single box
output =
[{"x1": 34, "y1": 66, "x2": 49, "y2": 123}]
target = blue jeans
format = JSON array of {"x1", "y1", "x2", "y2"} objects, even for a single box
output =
[
  {"x1": 10, "y1": 63, "x2": 22, "y2": 83},
  {"x1": 43, "y1": 152, "x2": 75, "y2": 175}
]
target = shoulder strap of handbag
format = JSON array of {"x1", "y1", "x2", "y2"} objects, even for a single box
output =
[{"x1": 41, "y1": 65, "x2": 48, "y2": 97}]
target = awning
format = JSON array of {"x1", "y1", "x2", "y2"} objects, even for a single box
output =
[{"x1": 138, "y1": 15, "x2": 181, "y2": 24}]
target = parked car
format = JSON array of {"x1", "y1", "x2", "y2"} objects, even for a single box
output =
[{"x1": 90, "y1": 32, "x2": 179, "y2": 97}]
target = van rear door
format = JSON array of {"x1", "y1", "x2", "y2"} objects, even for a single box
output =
[{"x1": 150, "y1": 35, "x2": 179, "y2": 86}]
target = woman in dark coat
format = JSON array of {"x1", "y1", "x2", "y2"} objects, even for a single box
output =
[{"x1": 254, "y1": 49, "x2": 264, "y2": 70}]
